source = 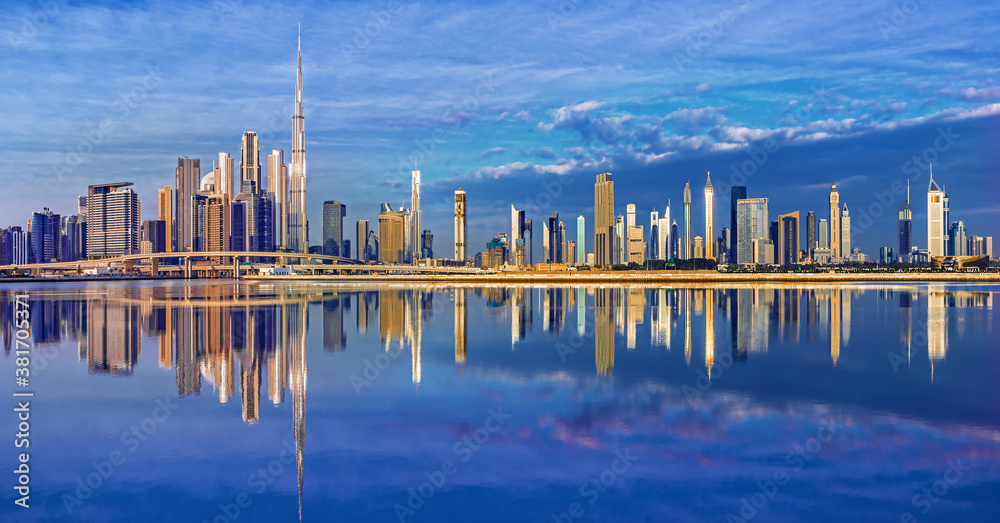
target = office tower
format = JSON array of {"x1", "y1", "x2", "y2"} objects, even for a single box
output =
[
  {"x1": 829, "y1": 182, "x2": 841, "y2": 259},
  {"x1": 880, "y1": 247, "x2": 895, "y2": 264},
  {"x1": 927, "y1": 168, "x2": 945, "y2": 257},
  {"x1": 140, "y1": 220, "x2": 165, "y2": 254},
  {"x1": 841, "y1": 205, "x2": 851, "y2": 260},
  {"x1": 949, "y1": 221, "x2": 967, "y2": 256},
  {"x1": 379, "y1": 205, "x2": 408, "y2": 263},
  {"x1": 670, "y1": 221, "x2": 680, "y2": 259},
  {"x1": 736, "y1": 198, "x2": 769, "y2": 264},
  {"x1": 288, "y1": 32, "x2": 308, "y2": 253},
  {"x1": 778, "y1": 212, "x2": 800, "y2": 266},
  {"x1": 356, "y1": 220, "x2": 369, "y2": 261},
  {"x1": 157, "y1": 186, "x2": 173, "y2": 252},
  {"x1": 366, "y1": 230, "x2": 379, "y2": 262},
  {"x1": 730, "y1": 186, "x2": 747, "y2": 263},
  {"x1": 649, "y1": 211, "x2": 659, "y2": 261},
  {"x1": 542, "y1": 221, "x2": 550, "y2": 263},
  {"x1": 577, "y1": 215, "x2": 585, "y2": 264},
  {"x1": 806, "y1": 211, "x2": 816, "y2": 259},
  {"x1": 86, "y1": 183, "x2": 140, "y2": 258},
  {"x1": 218, "y1": 152, "x2": 235, "y2": 198},
  {"x1": 626, "y1": 208, "x2": 643, "y2": 264},
  {"x1": 267, "y1": 149, "x2": 287, "y2": 249},
  {"x1": 683, "y1": 181, "x2": 692, "y2": 259},
  {"x1": 29, "y1": 208, "x2": 60, "y2": 263},
  {"x1": 411, "y1": 164, "x2": 421, "y2": 261},
  {"x1": 566, "y1": 240, "x2": 576, "y2": 265},
  {"x1": 693, "y1": 236, "x2": 704, "y2": 258},
  {"x1": 818, "y1": 218, "x2": 828, "y2": 247},
  {"x1": 594, "y1": 172, "x2": 614, "y2": 266},
  {"x1": 230, "y1": 200, "x2": 246, "y2": 251},
  {"x1": 549, "y1": 213, "x2": 564, "y2": 263},
  {"x1": 6, "y1": 227, "x2": 28, "y2": 265},
  {"x1": 240, "y1": 132, "x2": 261, "y2": 193},
  {"x1": 421, "y1": 230, "x2": 433, "y2": 259},
  {"x1": 234, "y1": 180, "x2": 262, "y2": 251},
  {"x1": 615, "y1": 215, "x2": 625, "y2": 264},
  {"x1": 62, "y1": 215, "x2": 85, "y2": 261},
  {"x1": 898, "y1": 181, "x2": 912, "y2": 262},
  {"x1": 175, "y1": 158, "x2": 200, "y2": 252},
  {"x1": 626, "y1": 204, "x2": 636, "y2": 229},
  {"x1": 322, "y1": 201, "x2": 346, "y2": 256},
  {"x1": 719, "y1": 228, "x2": 731, "y2": 263},
  {"x1": 258, "y1": 191, "x2": 274, "y2": 251},
  {"x1": 510, "y1": 205, "x2": 524, "y2": 265},
  {"x1": 704, "y1": 172, "x2": 714, "y2": 259},
  {"x1": 205, "y1": 194, "x2": 230, "y2": 253},
  {"x1": 191, "y1": 193, "x2": 208, "y2": 251},
  {"x1": 454, "y1": 189, "x2": 466, "y2": 261}
]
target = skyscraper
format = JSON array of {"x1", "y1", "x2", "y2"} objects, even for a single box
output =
[
  {"x1": 736, "y1": 198, "x2": 769, "y2": 265},
  {"x1": 683, "y1": 181, "x2": 692, "y2": 259},
  {"x1": 829, "y1": 182, "x2": 841, "y2": 259},
  {"x1": 322, "y1": 201, "x2": 346, "y2": 256},
  {"x1": 411, "y1": 163, "x2": 421, "y2": 261},
  {"x1": 806, "y1": 211, "x2": 817, "y2": 259},
  {"x1": 949, "y1": 221, "x2": 967, "y2": 256},
  {"x1": 704, "y1": 172, "x2": 714, "y2": 260},
  {"x1": 175, "y1": 158, "x2": 200, "y2": 252},
  {"x1": 818, "y1": 218, "x2": 828, "y2": 249},
  {"x1": 29, "y1": 208, "x2": 60, "y2": 263},
  {"x1": 454, "y1": 189, "x2": 466, "y2": 261},
  {"x1": 523, "y1": 219, "x2": 532, "y2": 266},
  {"x1": 356, "y1": 220, "x2": 369, "y2": 262},
  {"x1": 649, "y1": 210, "x2": 659, "y2": 261},
  {"x1": 594, "y1": 173, "x2": 614, "y2": 267},
  {"x1": 218, "y1": 152, "x2": 235, "y2": 199},
  {"x1": 379, "y1": 205, "x2": 408, "y2": 263},
  {"x1": 670, "y1": 221, "x2": 680, "y2": 259},
  {"x1": 288, "y1": 31, "x2": 308, "y2": 253},
  {"x1": 577, "y1": 215, "x2": 585, "y2": 264},
  {"x1": 898, "y1": 181, "x2": 912, "y2": 262},
  {"x1": 87, "y1": 183, "x2": 140, "y2": 258},
  {"x1": 730, "y1": 186, "x2": 747, "y2": 263},
  {"x1": 548, "y1": 212, "x2": 562, "y2": 264},
  {"x1": 510, "y1": 205, "x2": 525, "y2": 265},
  {"x1": 267, "y1": 149, "x2": 287, "y2": 249},
  {"x1": 158, "y1": 186, "x2": 173, "y2": 253},
  {"x1": 205, "y1": 194, "x2": 231, "y2": 254},
  {"x1": 777, "y1": 211, "x2": 800, "y2": 266},
  {"x1": 927, "y1": 167, "x2": 945, "y2": 257},
  {"x1": 240, "y1": 132, "x2": 261, "y2": 193},
  {"x1": 841, "y1": 204, "x2": 851, "y2": 260}
]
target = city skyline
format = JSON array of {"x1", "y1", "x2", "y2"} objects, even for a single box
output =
[{"x1": 2, "y1": 1, "x2": 999, "y2": 259}]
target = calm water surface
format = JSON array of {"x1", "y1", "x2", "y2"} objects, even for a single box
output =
[{"x1": 0, "y1": 281, "x2": 998, "y2": 522}]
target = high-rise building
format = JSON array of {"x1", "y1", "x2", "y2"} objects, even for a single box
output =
[
  {"x1": 205, "y1": 194, "x2": 230, "y2": 253},
  {"x1": 175, "y1": 158, "x2": 200, "y2": 252},
  {"x1": 548, "y1": 212, "x2": 562, "y2": 264},
  {"x1": 322, "y1": 201, "x2": 346, "y2": 256},
  {"x1": 594, "y1": 173, "x2": 614, "y2": 266},
  {"x1": 704, "y1": 172, "x2": 714, "y2": 259},
  {"x1": 683, "y1": 181, "x2": 692, "y2": 259},
  {"x1": 777, "y1": 212, "x2": 800, "y2": 266},
  {"x1": 510, "y1": 205, "x2": 525, "y2": 265},
  {"x1": 411, "y1": 164, "x2": 421, "y2": 261},
  {"x1": 158, "y1": 186, "x2": 173, "y2": 253},
  {"x1": 454, "y1": 189, "x2": 467, "y2": 261},
  {"x1": 898, "y1": 181, "x2": 912, "y2": 262},
  {"x1": 230, "y1": 200, "x2": 246, "y2": 251},
  {"x1": 829, "y1": 182, "x2": 841, "y2": 259},
  {"x1": 627, "y1": 223, "x2": 644, "y2": 264},
  {"x1": 218, "y1": 152, "x2": 235, "y2": 199},
  {"x1": 86, "y1": 183, "x2": 140, "y2": 258},
  {"x1": 62, "y1": 215, "x2": 86, "y2": 261},
  {"x1": 288, "y1": 31, "x2": 308, "y2": 253},
  {"x1": 659, "y1": 202, "x2": 671, "y2": 261},
  {"x1": 818, "y1": 218, "x2": 828, "y2": 249},
  {"x1": 693, "y1": 236, "x2": 704, "y2": 259},
  {"x1": 356, "y1": 220, "x2": 369, "y2": 262},
  {"x1": 523, "y1": 219, "x2": 532, "y2": 266},
  {"x1": 29, "y1": 208, "x2": 60, "y2": 263},
  {"x1": 649, "y1": 210, "x2": 659, "y2": 261},
  {"x1": 927, "y1": 167, "x2": 945, "y2": 257},
  {"x1": 421, "y1": 230, "x2": 433, "y2": 259},
  {"x1": 736, "y1": 198, "x2": 769, "y2": 265},
  {"x1": 191, "y1": 193, "x2": 208, "y2": 252},
  {"x1": 577, "y1": 215, "x2": 585, "y2": 264},
  {"x1": 841, "y1": 205, "x2": 851, "y2": 260},
  {"x1": 267, "y1": 149, "x2": 287, "y2": 249},
  {"x1": 730, "y1": 186, "x2": 747, "y2": 263},
  {"x1": 670, "y1": 221, "x2": 680, "y2": 260},
  {"x1": 379, "y1": 205, "x2": 408, "y2": 263},
  {"x1": 806, "y1": 211, "x2": 817, "y2": 259},
  {"x1": 240, "y1": 132, "x2": 261, "y2": 193},
  {"x1": 949, "y1": 221, "x2": 967, "y2": 256}
]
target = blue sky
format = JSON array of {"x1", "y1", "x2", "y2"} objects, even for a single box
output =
[{"x1": 1, "y1": 0, "x2": 998, "y2": 256}]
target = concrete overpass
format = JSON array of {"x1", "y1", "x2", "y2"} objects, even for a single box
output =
[{"x1": 0, "y1": 251, "x2": 488, "y2": 278}]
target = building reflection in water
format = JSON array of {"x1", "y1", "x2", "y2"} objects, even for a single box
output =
[{"x1": 0, "y1": 282, "x2": 994, "y2": 518}]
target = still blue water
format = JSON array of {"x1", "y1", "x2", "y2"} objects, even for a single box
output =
[{"x1": 0, "y1": 281, "x2": 997, "y2": 522}]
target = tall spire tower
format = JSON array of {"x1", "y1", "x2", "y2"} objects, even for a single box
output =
[
  {"x1": 829, "y1": 181, "x2": 841, "y2": 260},
  {"x1": 288, "y1": 26, "x2": 309, "y2": 252},
  {"x1": 704, "y1": 172, "x2": 714, "y2": 260},
  {"x1": 683, "y1": 182, "x2": 692, "y2": 259}
]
